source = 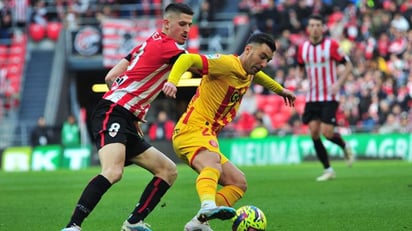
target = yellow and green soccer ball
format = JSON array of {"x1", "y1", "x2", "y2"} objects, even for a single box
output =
[{"x1": 232, "y1": 205, "x2": 267, "y2": 231}]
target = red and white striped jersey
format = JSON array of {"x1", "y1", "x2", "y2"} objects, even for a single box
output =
[
  {"x1": 297, "y1": 38, "x2": 347, "y2": 102},
  {"x1": 103, "y1": 31, "x2": 186, "y2": 120}
]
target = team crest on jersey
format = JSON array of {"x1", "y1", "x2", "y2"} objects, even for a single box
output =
[
  {"x1": 205, "y1": 54, "x2": 221, "y2": 59},
  {"x1": 231, "y1": 90, "x2": 241, "y2": 103},
  {"x1": 108, "y1": 122, "x2": 120, "y2": 137},
  {"x1": 209, "y1": 139, "x2": 218, "y2": 148}
]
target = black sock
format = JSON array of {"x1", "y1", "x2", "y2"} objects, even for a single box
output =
[
  {"x1": 313, "y1": 138, "x2": 330, "y2": 169},
  {"x1": 327, "y1": 132, "x2": 346, "y2": 150},
  {"x1": 127, "y1": 177, "x2": 170, "y2": 224},
  {"x1": 67, "y1": 174, "x2": 112, "y2": 227}
]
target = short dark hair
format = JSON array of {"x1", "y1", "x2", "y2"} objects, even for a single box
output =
[
  {"x1": 246, "y1": 32, "x2": 276, "y2": 52},
  {"x1": 308, "y1": 14, "x2": 324, "y2": 24},
  {"x1": 165, "y1": 3, "x2": 194, "y2": 16}
]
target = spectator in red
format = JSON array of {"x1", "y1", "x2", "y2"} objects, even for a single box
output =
[{"x1": 148, "y1": 110, "x2": 175, "y2": 141}]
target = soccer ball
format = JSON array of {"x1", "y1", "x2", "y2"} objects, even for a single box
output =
[{"x1": 232, "y1": 205, "x2": 267, "y2": 231}]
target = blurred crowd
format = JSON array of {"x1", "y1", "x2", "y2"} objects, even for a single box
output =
[
  {"x1": 0, "y1": 0, "x2": 166, "y2": 33},
  {"x1": 230, "y1": 0, "x2": 412, "y2": 137},
  {"x1": 0, "y1": 0, "x2": 170, "y2": 121},
  {"x1": 1, "y1": 0, "x2": 411, "y2": 138}
]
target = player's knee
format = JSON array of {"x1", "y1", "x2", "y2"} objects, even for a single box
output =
[
  {"x1": 102, "y1": 168, "x2": 123, "y2": 184},
  {"x1": 323, "y1": 132, "x2": 334, "y2": 139},
  {"x1": 167, "y1": 163, "x2": 178, "y2": 183},
  {"x1": 232, "y1": 176, "x2": 247, "y2": 192},
  {"x1": 158, "y1": 161, "x2": 177, "y2": 185},
  {"x1": 238, "y1": 179, "x2": 248, "y2": 192}
]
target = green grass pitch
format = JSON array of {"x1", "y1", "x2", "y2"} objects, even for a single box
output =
[{"x1": 1, "y1": 160, "x2": 411, "y2": 230}]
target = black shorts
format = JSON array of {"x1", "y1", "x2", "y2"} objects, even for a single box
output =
[
  {"x1": 91, "y1": 99, "x2": 152, "y2": 162},
  {"x1": 302, "y1": 101, "x2": 339, "y2": 125}
]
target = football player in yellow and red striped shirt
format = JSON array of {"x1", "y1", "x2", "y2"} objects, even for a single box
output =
[{"x1": 163, "y1": 32, "x2": 296, "y2": 231}]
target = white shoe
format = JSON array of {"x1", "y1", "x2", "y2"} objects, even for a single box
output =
[
  {"x1": 197, "y1": 206, "x2": 236, "y2": 222},
  {"x1": 184, "y1": 217, "x2": 213, "y2": 231},
  {"x1": 316, "y1": 170, "x2": 336, "y2": 182},
  {"x1": 343, "y1": 145, "x2": 354, "y2": 167},
  {"x1": 121, "y1": 220, "x2": 152, "y2": 231},
  {"x1": 61, "y1": 224, "x2": 81, "y2": 231}
]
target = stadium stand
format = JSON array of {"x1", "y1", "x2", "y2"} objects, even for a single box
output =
[{"x1": 1, "y1": 0, "x2": 412, "y2": 148}]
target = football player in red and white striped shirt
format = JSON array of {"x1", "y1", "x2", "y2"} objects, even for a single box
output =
[
  {"x1": 297, "y1": 14, "x2": 354, "y2": 182},
  {"x1": 61, "y1": 3, "x2": 194, "y2": 231}
]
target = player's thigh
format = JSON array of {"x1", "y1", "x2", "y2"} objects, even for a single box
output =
[
  {"x1": 173, "y1": 124, "x2": 222, "y2": 166},
  {"x1": 129, "y1": 147, "x2": 176, "y2": 176},
  {"x1": 219, "y1": 161, "x2": 247, "y2": 190},
  {"x1": 321, "y1": 123, "x2": 335, "y2": 137},
  {"x1": 320, "y1": 101, "x2": 338, "y2": 137},
  {"x1": 192, "y1": 149, "x2": 223, "y2": 173},
  {"x1": 308, "y1": 120, "x2": 321, "y2": 138},
  {"x1": 98, "y1": 143, "x2": 126, "y2": 171},
  {"x1": 302, "y1": 102, "x2": 321, "y2": 124}
]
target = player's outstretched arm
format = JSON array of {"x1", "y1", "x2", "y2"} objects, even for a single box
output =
[
  {"x1": 254, "y1": 71, "x2": 296, "y2": 107},
  {"x1": 163, "y1": 53, "x2": 203, "y2": 98},
  {"x1": 278, "y1": 88, "x2": 296, "y2": 107}
]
